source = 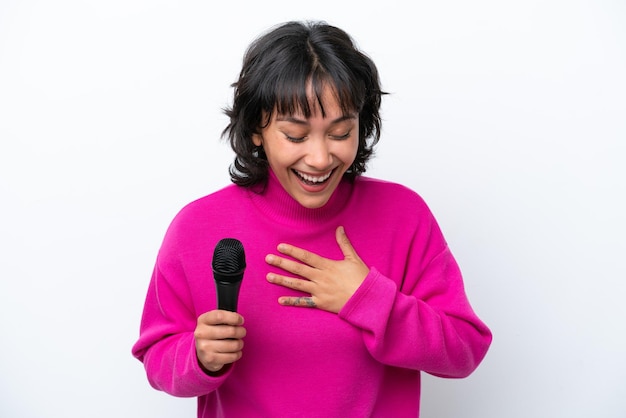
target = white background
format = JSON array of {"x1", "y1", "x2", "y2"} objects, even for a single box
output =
[{"x1": 1, "y1": 1, "x2": 624, "y2": 417}]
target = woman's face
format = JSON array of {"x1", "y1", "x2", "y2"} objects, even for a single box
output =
[{"x1": 253, "y1": 86, "x2": 359, "y2": 209}]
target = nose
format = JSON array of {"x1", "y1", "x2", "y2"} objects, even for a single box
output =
[{"x1": 304, "y1": 137, "x2": 333, "y2": 170}]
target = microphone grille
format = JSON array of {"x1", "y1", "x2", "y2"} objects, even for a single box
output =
[{"x1": 212, "y1": 238, "x2": 246, "y2": 274}]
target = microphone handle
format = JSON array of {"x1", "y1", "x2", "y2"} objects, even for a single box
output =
[{"x1": 215, "y1": 280, "x2": 242, "y2": 312}]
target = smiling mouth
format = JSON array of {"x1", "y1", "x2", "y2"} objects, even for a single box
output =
[{"x1": 293, "y1": 169, "x2": 334, "y2": 186}]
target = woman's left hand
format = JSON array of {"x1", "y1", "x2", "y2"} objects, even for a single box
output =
[{"x1": 264, "y1": 226, "x2": 370, "y2": 313}]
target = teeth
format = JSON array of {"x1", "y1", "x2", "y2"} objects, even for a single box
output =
[{"x1": 295, "y1": 170, "x2": 332, "y2": 183}]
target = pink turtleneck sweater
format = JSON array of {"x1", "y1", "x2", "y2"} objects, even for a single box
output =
[{"x1": 132, "y1": 172, "x2": 492, "y2": 417}]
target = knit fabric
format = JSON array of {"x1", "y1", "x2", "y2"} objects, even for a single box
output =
[{"x1": 132, "y1": 170, "x2": 492, "y2": 417}]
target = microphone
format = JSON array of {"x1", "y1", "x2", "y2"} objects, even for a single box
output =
[{"x1": 212, "y1": 238, "x2": 246, "y2": 312}]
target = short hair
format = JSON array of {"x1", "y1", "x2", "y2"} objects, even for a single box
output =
[{"x1": 222, "y1": 20, "x2": 386, "y2": 188}]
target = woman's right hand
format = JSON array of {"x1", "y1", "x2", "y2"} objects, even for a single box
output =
[{"x1": 194, "y1": 310, "x2": 246, "y2": 375}]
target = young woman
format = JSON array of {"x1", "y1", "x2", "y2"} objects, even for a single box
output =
[{"x1": 132, "y1": 20, "x2": 492, "y2": 417}]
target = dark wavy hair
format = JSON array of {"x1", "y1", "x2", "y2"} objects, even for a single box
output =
[{"x1": 222, "y1": 20, "x2": 386, "y2": 188}]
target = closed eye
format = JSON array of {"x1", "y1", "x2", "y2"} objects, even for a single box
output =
[
  {"x1": 330, "y1": 131, "x2": 352, "y2": 140},
  {"x1": 284, "y1": 134, "x2": 306, "y2": 143}
]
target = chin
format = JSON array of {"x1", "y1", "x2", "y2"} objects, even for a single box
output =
[{"x1": 298, "y1": 199, "x2": 329, "y2": 209}]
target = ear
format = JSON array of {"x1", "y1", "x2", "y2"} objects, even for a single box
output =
[{"x1": 252, "y1": 133, "x2": 263, "y2": 147}]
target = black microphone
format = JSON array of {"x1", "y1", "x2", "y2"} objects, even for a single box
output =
[{"x1": 212, "y1": 238, "x2": 246, "y2": 312}]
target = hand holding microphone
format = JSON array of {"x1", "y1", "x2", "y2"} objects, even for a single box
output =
[{"x1": 194, "y1": 238, "x2": 247, "y2": 374}]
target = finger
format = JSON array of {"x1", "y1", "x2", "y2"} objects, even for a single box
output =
[
  {"x1": 195, "y1": 324, "x2": 247, "y2": 341},
  {"x1": 197, "y1": 337, "x2": 244, "y2": 353},
  {"x1": 266, "y1": 272, "x2": 313, "y2": 292},
  {"x1": 278, "y1": 296, "x2": 317, "y2": 308},
  {"x1": 208, "y1": 350, "x2": 242, "y2": 367},
  {"x1": 335, "y1": 226, "x2": 359, "y2": 260},
  {"x1": 265, "y1": 253, "x2": 316, "y2": 278},
  {"x1": 198, "y1": 310, "x2": 244, "y2": 326},
  {"x1": 206, "y1": 364, "x2": 224, "y2": 373},
  {"x1": 197, "y1": 344, "x2": 243, "y2": 372},
  {"x1": 276, "y1": 243, "x2": 326, "y2": 268}
]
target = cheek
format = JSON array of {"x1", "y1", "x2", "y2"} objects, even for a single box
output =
[
  {"x1": 343, "y1": 137, "x2": 359, "y2": 164},
  {"x1": 263, "y1": 141, "x2": 295, "y2": 168}
]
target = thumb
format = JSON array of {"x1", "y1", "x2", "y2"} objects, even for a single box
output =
[{"x1": 335, "y1": 226, "x2": 359, "y2": 260}]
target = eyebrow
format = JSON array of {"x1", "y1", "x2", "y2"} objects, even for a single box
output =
[{"x1": 275, "y1": 114, "x2": 357, "y2": 126}]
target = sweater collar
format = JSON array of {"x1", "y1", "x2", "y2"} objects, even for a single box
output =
[{"x1": 246, "y1": 168, "x2": 353, "y2": 227}]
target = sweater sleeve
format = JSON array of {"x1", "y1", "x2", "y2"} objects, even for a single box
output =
[
  {"x1": 338, "y1": 229, "x2": 492, "y2": 378},
  {"x1": 131, "y1": 241, "x2": 231, "y2": 397}
]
